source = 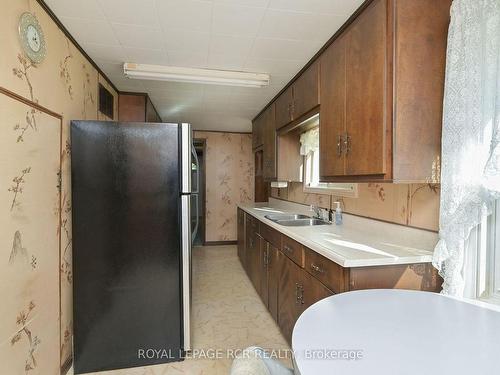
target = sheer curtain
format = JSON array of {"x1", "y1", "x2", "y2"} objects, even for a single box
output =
[{"x1": 434, "y1": 0, "x2": 500, "y2": 296}]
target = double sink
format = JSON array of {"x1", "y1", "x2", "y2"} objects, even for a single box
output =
[{"x1": 264, "y1": 213, "x2": 331, "y2": 227}]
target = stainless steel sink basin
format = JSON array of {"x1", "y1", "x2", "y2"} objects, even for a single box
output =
[
  {"x1": 265, "y1": 213, "x2": 311, "y2": 221},
  {"x1": 274, "y1": 218, "x2": 331, "y2": 226}
]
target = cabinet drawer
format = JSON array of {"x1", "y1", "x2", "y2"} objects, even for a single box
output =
[
  {"x1": 246, "y1": 214, "x2": 259, "y2": 234},
  {"x1": 281, "y1": 236, "x2": 304, "y2": 267},
  {"x1": 304, "y1": 247, "x2": 346, "y2": 293},
  {"x1": 260, "y1": 224, "x2": 281, "y2": 248}
]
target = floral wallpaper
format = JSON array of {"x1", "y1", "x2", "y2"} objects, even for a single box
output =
[
  {"x1": 0, "y1": 0, "x2": 118, "y2": 372},
  {"x1": 194, "y1": 132, "x2": 254, "y2": 242},
  {"x1": 272, "y1": 182, "x2": 440, "y2": 232}
]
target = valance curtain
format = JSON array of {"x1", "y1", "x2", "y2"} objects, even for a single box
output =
[
  {"x1": 299, "y1": 127, "x2": 319, "y2": 156},
  {"x1": 434, "y1": 0, "x2": 500, "y2": 296}
]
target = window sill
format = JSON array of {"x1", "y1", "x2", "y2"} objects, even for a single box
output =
[{"x1": 303, "y1": 184, "x2": 358, "y2": 198}]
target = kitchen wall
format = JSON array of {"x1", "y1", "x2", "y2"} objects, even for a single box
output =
[
  {"x1": 194, "y1": 131, "x2": 254, "y2": 242},
  {"x1": 0, "y1": 0, "x2": 118, "y2": 372},
  {"x1": 271, "y1": 182, "x2": 440, "y2": 232}
]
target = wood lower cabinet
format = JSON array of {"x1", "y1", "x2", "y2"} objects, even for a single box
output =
[
  {"x1": 238, "y1": 210, "x2": 442, "y2": 344},
  {"x1": 237, "y1": 208, "x2": 245, "y2": 267}
]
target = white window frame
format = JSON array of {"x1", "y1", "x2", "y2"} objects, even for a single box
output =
[
  {"x1": 473, "y1": 200, "x2": 500, "y2": 305},
  {"x1": 302, "y1": 148, "x2": 358, "y2": 198}
]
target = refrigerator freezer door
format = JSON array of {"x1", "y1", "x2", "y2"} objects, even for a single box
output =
[
  {"x1": 71, "y1": 121, "x2": 183, "y2": 373},
  {"x1": 181, "y1": 194, "x2": 192, "y2": 350},
  {"x1": 181, "y1": 123, "x2": 192, "y2": 194}
]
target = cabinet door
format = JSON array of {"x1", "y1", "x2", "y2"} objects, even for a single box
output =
[
  {"x1": 301, "y1": 270, "x2": 334, "y2": 310},
  {"x1": 345, "y1": 0, "x2": 387, "y2": 176},
  {"x1": 278, "y1": 255, "x2": 304, "y2": 343},
  {"x1": 260, "y1": 240, "x2": 269, "y2": 307},
  {"x1": 245, "y1": 216, "x2": 257, "y2": 275},
  {"x1": 252, "y1": 114, "x2": 264, "y2": 149},
  {"x1": 275, "y1": 86, "x2": 293, "y2": 129},
  {"x1": 237, "y1": 208, "x2": 245, "y2": 267},
  {"x1": 267, "y1": 244, "x2": 281, "y2": 321},
  {"x1": 263, "y1": 105, "x2": 277, "y2": 180},
  {"x1": 293, "y1": 61, "x2": 320, "y2": 119},
  {"x1": 319, "y1": 35, "x2": 347, "y2": 178}
]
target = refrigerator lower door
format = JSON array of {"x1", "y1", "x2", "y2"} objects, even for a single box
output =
[{"x1": 181, "y1": 194, "x2": 192, "y2": 351}]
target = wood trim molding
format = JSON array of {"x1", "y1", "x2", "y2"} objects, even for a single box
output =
[
  {"x1": 35, "y1": 0, "x2": 119, "y2": 93},
  {"x1": 252, "y1": 0, "x2": 376, "y2": 122},
  {"x1": 0, "y1": 86, "x2": 62, "y2": 119}
]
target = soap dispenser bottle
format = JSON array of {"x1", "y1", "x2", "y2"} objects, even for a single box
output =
[{"x1": 334, "y1": 201, "x2": 343, "y2": 225}]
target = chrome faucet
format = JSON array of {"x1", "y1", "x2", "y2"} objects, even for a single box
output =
[{"x1": 310, "y1": 205, "x2": 322, "y2": 219}]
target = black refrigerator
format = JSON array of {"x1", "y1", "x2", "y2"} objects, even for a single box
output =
[{"x1": 71, "y1": 121, "x2": 194, "y2": 374}]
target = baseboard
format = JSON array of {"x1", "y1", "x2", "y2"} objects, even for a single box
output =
[
  {"x1": 203, "y1": 240, "x2": 237, "y2": 246},
  {"x1": 61, "y1": 355, "x2": 73, "y2": 374}
]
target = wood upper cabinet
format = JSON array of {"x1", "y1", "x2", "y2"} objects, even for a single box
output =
[
  {"x1": 274, "y1": 63, "x2": 320, "y2": 130},
  {"x1": 320, "y1": 35, "x2": 347, "y2": 178},
  {"x1": 275, "y1": 86, "x2": 294, "y2": 129},
  {"x1": 293, "y1": 61, "x2": 320, "y2": 120},
  {"x1": 345, "y1": 0, "x2": 387, "y2": 176},
  {"x1": 252, "y1": 113, "x2": 264, "y2": 149},
  {"x1": 263, "y1": 104, "x2": 277, "y2": 180},
  {"x1": 318, "y1": 0, "x2": 451, "y2": 182},
  {"x1": 118, "y1": 93, "x2": 161, "y2": 123}
]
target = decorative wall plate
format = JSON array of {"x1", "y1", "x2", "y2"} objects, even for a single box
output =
[{"x1": 18, "y1": 12, "x2": 46, "y2": 64}]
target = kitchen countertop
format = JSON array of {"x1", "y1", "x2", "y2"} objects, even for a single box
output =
[{"x1": 238, "y1": 199, "x2": 438, "y2": 268}]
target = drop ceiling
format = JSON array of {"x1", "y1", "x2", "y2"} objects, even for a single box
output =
[{"x1": 45, "y1": 0, "x2": 364, "y2": 131}]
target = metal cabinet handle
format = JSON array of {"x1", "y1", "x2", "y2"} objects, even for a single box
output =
[
  {"x1": 343, "y1": 132, "x2": 351, "y2": 155},
  {"x1": 310, "y1": 263, "x2": 325, "y2": 274},
  {"x1": 337, "y1": 135, "x2": 342, "y2": 156},
  {"x1": 249, "y1": 237, "x2": 254, "y2": 248},
  {"x1": 284, "y1": 245, "x2": 293, "y2": 254},
  {"x1": 295, "y1": 283, "x2": 304, "y2": 305},
  {"x1": 263, "y1": 247, "x2": 269, "y2": 267}
]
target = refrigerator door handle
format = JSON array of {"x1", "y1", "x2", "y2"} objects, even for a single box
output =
[
  {"x1": 191, "y1": 145, "x2": 200, "y2": 194},
  {"x1": 181, "y1": 123, "x2": 192, "y2": 194},
  {"x1": 192, "y1": 194, "x2": 199, "y2": 242},
  {"x1": 181, "y1": 195, "x2": 192, "y2": 351}
]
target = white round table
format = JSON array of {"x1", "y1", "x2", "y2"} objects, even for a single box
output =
[{"x1": 292, "y1": 289, "x2": 500, "y2": 375}]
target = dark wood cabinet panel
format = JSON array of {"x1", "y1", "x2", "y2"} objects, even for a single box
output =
[
  {"x1": 282, "y1": 236, "x2": 305, "y2": 267},
  {"x1": 254, "y1": 150, "x2": 268, "y2": 202},
  {"x1": 319, "y1": 35, "x2": 347, "y2": 178},
  {"x1": 345, "y1": 0, "x2": 387, "y2": 176},
  {"x1": 304, "y1": 247, "x2": 346, "y2": 293},
  {"x1": 263, "y1": 105, "x2": 277, "y2": 180},
  {"x1": 275, "y1": 86, "x2": 294, "y2": 129},
  {"x1": 293, "y1": 61, "x2": 320, "y2": 119},
  {"x1": 119, "y1": 93, "x2": 161, "y2": 123},
  {"x1": 146, "y1": 97, "x2": 161, "y2": 123},
  {"x1": 252, "y1": 113, "x2": 264, "y2": 149},
  {"x1": 278, "y1": 255, "x2": 304, "y2": 343},
  {"x1": 237, "y1": 208, "x2": 245, "y2": 267},
  {"x1": 260, "y1": 223, "x2": 281, "y2": 249},
  {"x1": 267, "y1": 244, "x2": 281, "y2": 322},
  {"x1": 301, "y1": 270, "x2": 334, "y2": 311},
  {"x1": 259, "y1": 238, "x2": 269, "y2": 307}
]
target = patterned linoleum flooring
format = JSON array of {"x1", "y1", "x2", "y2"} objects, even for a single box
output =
[{"x1": 71, "y1": 245, "x2": 291, "y2": 375}]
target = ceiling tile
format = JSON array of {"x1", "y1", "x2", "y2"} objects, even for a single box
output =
[
  {"x1": 155, "y1": 0, "x2": 213, "y2": 32},
  {"x1": 258, "y1": 10, "x2": 345, "y2": 41},
  {"x1": 268, "y1": 0, "x2": 364, "y2": 15},
  {"x1": 123, "y1": 47, "x2": 169, "y2": 65},
  {"x1": 212, "y1": 4, "x2": 266, "y2": 37},
  {"x1": 167, "y1": 51, "x2": 208, "y2": 68},
  {"x1": 45, "y1": 0, "x2": 105, "y2": 20},
  {"x1": 98, "y1": 0, "x2": 160, "y2": 27},
  {"x1": 83, "y1": 43, "x2": 127, "y2": 63},
  {"x1": 251, "y1": 38, "x2": 323, "y2": 61},
  {"x1": 163, "y1": 29, "x2": 210, "y2": 54},
  {"x1": 209, "y1": 34, "x2": 254, "y2": 57},
  {"x1": 207, "y1": 54, "x2": 246, "y2": 70},
  {"x1": 212, "y1": 0, "x2": 270, "y2": 7},
  {"x1": 111, "y1": 24, "x2": 164, "y2": 49},
  {"x1": 244, "y1": 57, "x2": 303, "y2": 76},
  {"x1": 60, "y1": 17, "x2": 120, "y2": 45}
]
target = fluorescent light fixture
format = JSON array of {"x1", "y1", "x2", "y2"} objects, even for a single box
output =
[{"x1": 123, "y1": 63, "x2": 270, "y2": 88}]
